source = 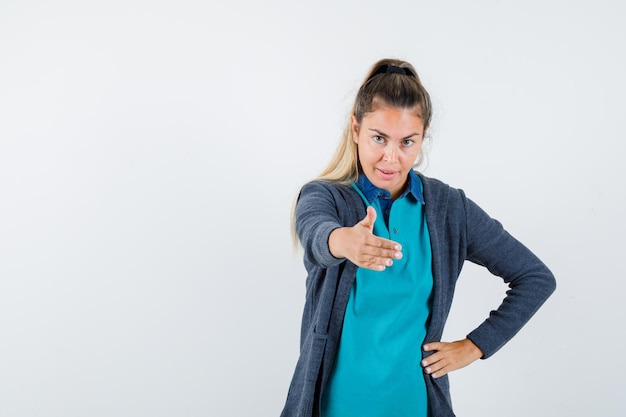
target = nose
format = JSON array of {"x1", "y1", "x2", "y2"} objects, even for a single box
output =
[{"x1": 383, "y1": 144, "x2": 398, "y2": 163}]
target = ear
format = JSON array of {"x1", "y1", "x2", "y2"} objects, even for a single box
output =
[{"x1": 351, "y1": 115, "x2": 360, "y2": 143}]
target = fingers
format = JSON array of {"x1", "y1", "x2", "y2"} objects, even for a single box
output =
[
  {"x1": 354, "y1": 207, "x2": 402, "y2": 271},
  {"x1": 421, "y1": 343, "x2": 447, "y2": 378},
  {"x1": 359, "y1": 207, "x2": 402, "y2": 253},
  {"x1": 330, "y1": 206, "x2": 403, "y2": 271},
  {"x1": 364, "y1": 234, "x2": 402, "y2": 256},
  {"x1": 422, "y1": 342, "x2": 443, "y2": 352},
  {"x1": 358, "y1": 252, "x2": 401, "y2": 271},
  {"x1": 358, "y1": 235, "x2": 403, "y2": 271},
  {"x1": 421, "y1": 339, "x2": 483, "y2": 379}
]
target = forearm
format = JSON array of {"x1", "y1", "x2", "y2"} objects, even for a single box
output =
[
  {"x1": 295, "y1": 183, "x2": 347, "y2": 268},
  {"x1": 464, "y1": 196, "x2": 557, "y2": 358}
]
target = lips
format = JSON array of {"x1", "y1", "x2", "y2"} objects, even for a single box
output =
[{"x1": 376, "y1": 168, "x2": 397, "y2": 180}]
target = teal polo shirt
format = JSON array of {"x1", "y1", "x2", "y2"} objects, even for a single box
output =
[{"x1": 321, "y1": 170, "x2": 434, "y2": 417}]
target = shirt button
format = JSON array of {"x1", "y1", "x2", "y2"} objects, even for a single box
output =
[{"x1": 393, "y1": 228, "x2": 398, "y2": 234}]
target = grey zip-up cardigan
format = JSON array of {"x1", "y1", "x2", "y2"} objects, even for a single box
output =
[{"x1": 280, "y1": 174, "x2": 556, "y2": 417}]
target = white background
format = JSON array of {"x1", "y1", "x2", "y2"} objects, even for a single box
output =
[{"x1": 1, "y1": 1, "x2": 624, "y2": 416}]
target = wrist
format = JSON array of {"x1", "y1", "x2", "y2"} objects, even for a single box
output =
[
  {"x1": 328, "y1": 227, "x2": 346, "y2": 259},
  {"x1": 464, "y1": 338, "x2": 484, "y2": 360}
]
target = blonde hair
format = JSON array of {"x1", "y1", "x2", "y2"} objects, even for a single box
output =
[{"x1": 292, "y1": 58, "x2": 433, "y2": 245}]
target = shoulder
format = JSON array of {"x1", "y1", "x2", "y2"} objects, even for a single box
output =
[
  {"x1": 300, "y1": 179, "x2": 353, "y2": 192},
  {"x1": 297, "y1": 179, "x2": 365, "y2": 223},
  {"x1": 418, "y1": 173, "x2": 450, "y2": 192},
  {"x1": 299, "y1": 179, "x2": 360, "y2": 203},
  {"x1": 417, "y1": 173, "x2": 467, "y2": 207}
]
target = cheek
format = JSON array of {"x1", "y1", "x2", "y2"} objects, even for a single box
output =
[
  {"x1": 401, "y1": 147, "x2": 421, "y2": 163},
  {"x1": 357, "y1": 143, "x2": 373, "y2": 161},
  {"x1": 409, "y1": 142, "x2": 423, "y2": 156}
]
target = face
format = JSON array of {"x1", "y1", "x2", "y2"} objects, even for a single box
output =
[{"x1": 352, "y1": 104, "x2": 425, "y2": 199}]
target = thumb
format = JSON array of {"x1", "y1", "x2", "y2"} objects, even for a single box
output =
[{"x1": 360, "y1": 206, "x2": 377, "y2": 231}]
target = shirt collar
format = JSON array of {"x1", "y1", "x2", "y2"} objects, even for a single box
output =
[{"x1": 355, "y1": 169, "x2": 425, "y2": 205}]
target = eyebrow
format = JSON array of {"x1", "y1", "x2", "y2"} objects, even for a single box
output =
[{"x1": 368, "y1": 128, "x2": 421, "y2": 141}]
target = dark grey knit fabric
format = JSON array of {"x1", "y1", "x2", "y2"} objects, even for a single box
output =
[{"x1": 280, "y1": 174, "x2": 556, "y2": 417}]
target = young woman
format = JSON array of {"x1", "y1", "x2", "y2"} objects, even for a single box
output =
[{"x1": 280, "y1": 58, "x2": 556, "y2": 417}]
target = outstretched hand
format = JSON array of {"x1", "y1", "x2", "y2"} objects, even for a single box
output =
[
  {"x1": 328, "y1": 206, "x2": 403, "y2": 271},
  {"x1": 421, "y1": 339, "x2": 484, "y2": 378}
]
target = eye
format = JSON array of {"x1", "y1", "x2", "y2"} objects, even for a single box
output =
[
  {"x1": 402, "y1": 139, "x2": 415, "y2": 146},
  {"x1": 373, "y1": 135, "x2": 385, "y2": 143}
]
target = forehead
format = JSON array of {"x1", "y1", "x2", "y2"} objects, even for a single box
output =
[
  {"x1": 369, "y1": 96, "x2": 424, "y2": 119},
  {"x1": 361, "y1": 104, "x2": 425, "y2": 133}
]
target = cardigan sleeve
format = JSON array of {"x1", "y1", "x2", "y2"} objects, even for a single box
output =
[
  {"x1": 295, "y1": 181, "x2": 348, "y2": 269},
  {"x1": 462, "y1": 193, "x2": 556, "y2": 358}
]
